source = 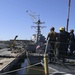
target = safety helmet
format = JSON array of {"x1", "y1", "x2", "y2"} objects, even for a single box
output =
[
  {"x1": 50, "y1": 27, "x2": 55, "y2": 31},
  {"x1": 59, "y1": 27, "x2": 64, "y2": 31}
]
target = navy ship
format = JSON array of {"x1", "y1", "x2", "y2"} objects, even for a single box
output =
[{"x1": 26, "y1": 18, "x2": 47, "y2": 65}]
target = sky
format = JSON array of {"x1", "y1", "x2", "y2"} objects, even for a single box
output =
[{"x1": 0, "y1": 0, "x2": 75, "y2": 40}]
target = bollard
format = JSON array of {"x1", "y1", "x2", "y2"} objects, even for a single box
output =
[{"x1": 44, "y1": 54, "x2": 49, "y2": 75}]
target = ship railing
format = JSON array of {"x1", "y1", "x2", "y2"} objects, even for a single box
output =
[{"x1": 46, "y1": 41, "x2": 75, "y2": 58}]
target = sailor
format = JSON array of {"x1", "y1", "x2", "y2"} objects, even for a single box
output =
[
  {"x1": 57, "y1": 27, "x2": 68, "y2": 62},
  {"x1": 63, "y1": 27, "x2": 70, "y2": 43},
  {"x1": 63, "y1": 27, "x2": 70, "y2": 56},
  {"x1": 47, "y1": 27, "x2": 58, "y2": 62},
  {"x1": 69, "y1": 29, "x2": 75, "y2": 56}
]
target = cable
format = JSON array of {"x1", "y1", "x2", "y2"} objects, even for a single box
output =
[
  {"x1": 0, "y1": 62, "x2": 41, "y2": 75},
  {"x1": 28, "y1": 67, "x2": 44, "y2": 72}
]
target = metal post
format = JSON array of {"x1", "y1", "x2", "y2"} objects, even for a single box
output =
[
  {"x1": 44, "y1": 54, "x2": 49, "y2": 75},
  {"x1": 66, "y1": 0, "x2": 71, "y2": 31},
  {"x1": 26, "y1": 51, "x2": 29, "y2": 57}
]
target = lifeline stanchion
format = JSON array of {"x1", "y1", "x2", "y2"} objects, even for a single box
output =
[
  {"x1": 43, "y1": 38, "x2": 50, "y2": 75},
  {"x1": 44, "y1": 53, "x2": 49, "y2": 75}
]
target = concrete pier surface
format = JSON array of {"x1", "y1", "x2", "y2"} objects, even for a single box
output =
[{"x1": 0, "y1": 48, "x2": 26, "y2": 73}]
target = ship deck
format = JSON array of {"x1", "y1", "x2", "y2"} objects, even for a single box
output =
[{"x1": 41, "y1": 58, "x2": 75, "y2": 75}]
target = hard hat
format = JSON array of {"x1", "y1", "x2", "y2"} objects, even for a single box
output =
[
  {"x1": 70, "y1": 29, "x2": 74, "y2": 33},
  {"x1": 50, "y1": 27, "x2": 55, "y2": 31},
  {"x1": 59, "y1": 27, "x2": 64, "y2": 31}
]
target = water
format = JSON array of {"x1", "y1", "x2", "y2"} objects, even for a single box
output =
[{"x1": 8, "y1": 57, "x2": 44, "y2": 75}]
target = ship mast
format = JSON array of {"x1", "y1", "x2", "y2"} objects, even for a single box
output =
[
  {"x1": 26, "y1": 10, "x2": 46, "y2": 44},
  {"x1": 31, "y1": 18, "x2": 45, "y2": 44}
]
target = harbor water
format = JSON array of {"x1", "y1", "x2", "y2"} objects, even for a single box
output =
[{"x1": 8, "y1": 57, "x2": 44, "y2": 75}]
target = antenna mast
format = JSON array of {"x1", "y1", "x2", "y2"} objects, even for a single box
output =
[
  {"x1": 66, "y1": 0, "x2": 71, "y2": 31},
  {"x1": 31, "y1": 16, "x2": 46, "y2": 44},
  {"x1": 26, "y1": 10, "x2": 46, "y2": 44}
]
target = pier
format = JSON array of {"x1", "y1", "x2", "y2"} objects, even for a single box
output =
[{"x1": 0, "y1": 47, "x2": 26, "y2": 73}]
